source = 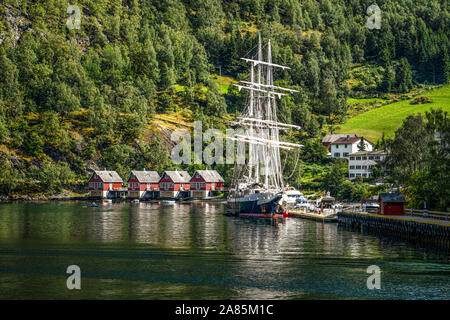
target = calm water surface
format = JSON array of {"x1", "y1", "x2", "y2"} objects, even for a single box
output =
[{"x1": 0, "y1": 202, "x2": 448, "y2": 299}]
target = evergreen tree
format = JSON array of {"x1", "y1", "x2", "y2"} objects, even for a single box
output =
[
  {"x1": 395, "y1": 58, "x2": 413, "y2": 93},
  {"x1": 381, "y1": 64, "x2": 395, "y2": 93},
  {"x1": 357, "y1": 137, "x2": 366, "y2": 151}
]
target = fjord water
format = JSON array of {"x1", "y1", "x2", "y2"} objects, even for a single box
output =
[{"x1": 0, "y1": 202, "x2": 448, "y2": 299}]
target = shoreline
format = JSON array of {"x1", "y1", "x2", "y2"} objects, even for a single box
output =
[{"x1": 0, "y1": 196, "x2": 228, "y2": 203}]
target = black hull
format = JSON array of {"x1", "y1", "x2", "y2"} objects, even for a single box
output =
[{"x1": 226, "y1": 193, "x2": 286, "y2": 218}]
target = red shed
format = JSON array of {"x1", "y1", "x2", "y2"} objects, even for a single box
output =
[
  {"x1": 88, "y1": 170, "x2": 124, "y2": 198},
  {"x1": 379, "y1": 193, "x2": 406, "y2": 215},
  {"x1": 159, "y1": 170, "x2": 191, "y2": 199},
  {"x1": 190, "y1": 170, "x2": 225, "y2": 198},
  {"x1": 127, "y1": 170, "x2": 161, "y2": 199}
]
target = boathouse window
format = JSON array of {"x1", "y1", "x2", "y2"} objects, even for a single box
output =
[
  {"x1": 350, "y1": 156, "x2": 355, "y2": 160},
  {"x1": 334, "y1": 153, "x2": 340, "y2": 157},
  {"x1": 362, "y1": 165, "x2": 367, "y2": 169},
  {"x1": 356, "y1": 165, "x2": 361, "y2": 169},
  {"x1": 369, "y1": 156, "x2": 374, "y2": 160},
  {"x1": 362, "y1": 156, "x2": 367, "y2": 160},
  {"x1": 375, "y1": 156, "x2": 380, "y2": 160},
  {"x1": 343, "y1": 152, "x2": 349, "y2": 157},
  {"x1": 350, "y1": 166, "x2": 355, "y2": 169},
  {"x1": 350, "y1": 173, "x2": 355, "y2": 177},
  {"x1": 336, "y1": 145, "x2": 339, "y2": 148},
  {"x1": 356, "y1": 157, "x2": 361, "y2": 160}
]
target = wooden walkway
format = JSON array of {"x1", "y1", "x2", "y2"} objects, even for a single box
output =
[{"x1": 288, "y1": 210, "x2": 338, "y2": 223}]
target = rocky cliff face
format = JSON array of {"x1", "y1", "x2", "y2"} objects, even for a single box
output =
[{"x1": 0, "y1": 4, "x2": 32, "y2": 45}]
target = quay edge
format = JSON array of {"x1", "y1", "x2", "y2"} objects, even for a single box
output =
[{"x1": 338, "y1": 211, "x2": 450, "y2": 249}]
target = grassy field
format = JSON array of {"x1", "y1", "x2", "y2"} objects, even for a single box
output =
[
  {"x1": 337, "y1": 85, "x2": 450, "y2": 143},
  {"x1": 347, "y1": 97, "x2": 388, "y2": 104}
]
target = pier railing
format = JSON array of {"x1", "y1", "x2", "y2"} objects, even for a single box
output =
[{"x1": 405, "y1": 208, "x2": 449, "y2": 221}]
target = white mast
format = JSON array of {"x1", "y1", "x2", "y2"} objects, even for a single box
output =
[{"x1": 231, "y1": 33, "x2": 301, "y2": 192}]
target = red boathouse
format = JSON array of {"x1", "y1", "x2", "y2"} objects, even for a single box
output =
[
  {"x1": 159, "y1": 171, "x2": 191, "y2": 199},
  {"x1": 88, "y1": 170, "x2": 124, "y2": 198},
  {"x1": 127, "y1": 170, "x2": 161, "y2": 199},
  {"x1": 190, "y1": 170, "x2": 225, "y2": 198},
  {"x1": 379, "y1": 193, "x2": 406, "y2": 215}
]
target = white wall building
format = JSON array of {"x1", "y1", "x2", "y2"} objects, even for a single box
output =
[
  {"x1": 330, "y1": 135, "x2": 373, "y2": 159},
  {"x1": 348, "y1": 150, "x2": 387, "y2": 179}
]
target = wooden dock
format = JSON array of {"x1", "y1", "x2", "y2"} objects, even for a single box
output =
[
  {"x1": 288, "y1": 210, "x2": 338, "y2": 223},
  {"x1": 338, "y1": 211, "x2": 450, "y2": 249}
]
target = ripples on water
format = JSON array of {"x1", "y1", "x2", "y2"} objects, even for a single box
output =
[{"x1": 0, "y1": 202, "x2": 448, "y2": 299}]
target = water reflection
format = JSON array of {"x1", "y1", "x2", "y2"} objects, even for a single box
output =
[{"x1": 0, "y1": 202, "x2": 448, "y2": 299}]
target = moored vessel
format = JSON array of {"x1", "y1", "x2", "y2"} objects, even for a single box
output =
[{"x1": 226, "y1": 33, "x2": 302, "y2": 219}]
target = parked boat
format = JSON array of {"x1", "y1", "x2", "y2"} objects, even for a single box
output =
[
  {"x1": 315, "y1": 194, "x2": 340, "y2": 216},
  {"x1": 161, "y1": 199, "x2": 176, "y2": 205},
  {"x1": 226, "y1": 33, "x2": 302, "y2": 219},
  {"x1": 282, "y1": 187, "x2": 307, "y2": 208}
]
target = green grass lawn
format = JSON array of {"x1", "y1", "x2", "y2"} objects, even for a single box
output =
[
  {"x1": 347, "y1": 97, "x2": 388, "y2": 104},
  {"x1": 337, "y1": 85, "x2": 450, "y2": 143}
]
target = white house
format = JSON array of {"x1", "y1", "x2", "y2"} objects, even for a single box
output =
[
  {"x1": 348, "y1": 150, "x2": 387, "y2": 179},
  {"x1": 330, "y1": 135, "x2": 373, "y2": 159}
]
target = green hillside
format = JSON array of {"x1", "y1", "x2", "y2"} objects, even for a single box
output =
[
  {"x1": 0, "y1": 0, "x2": 449, "y2": 198},
  {"x1": 337, "y1": 85, "x2": 450, "y2": 142}
]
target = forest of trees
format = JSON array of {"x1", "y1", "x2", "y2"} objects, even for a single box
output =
[{"x1": 0, "y1": 0, "x2": 448, "y2": 202}]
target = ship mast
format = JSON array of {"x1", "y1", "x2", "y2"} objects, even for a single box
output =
[{"x1": 231, "y1": 33, "x2": 302, "y2": 192}]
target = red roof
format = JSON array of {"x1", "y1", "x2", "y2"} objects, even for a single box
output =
[{"x1": 332, "y1": 136, "x2": 360, "y2": 144}]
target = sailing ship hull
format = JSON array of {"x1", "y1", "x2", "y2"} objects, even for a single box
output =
[{"x1": 226, "y1": 193, "x2": 286, "y2": 218}]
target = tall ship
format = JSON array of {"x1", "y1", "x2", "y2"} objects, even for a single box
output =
[{"x1": 226, "y1": 33, "x2": 303, "y2": 219}]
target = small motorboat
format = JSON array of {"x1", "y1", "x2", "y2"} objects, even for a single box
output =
[
  {"x1": 161, "y1": 199, "x2": 176, "y2": 205},
  {"x1": 90, "y1": 202, "x2": 99, "y2": 207}
]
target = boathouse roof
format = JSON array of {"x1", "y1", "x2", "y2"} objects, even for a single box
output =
[
  {"x1": 92, "y1": 170, "x2": 123, "y2": 183},
  {"x1": 192, "y1": 170, "x2": 225, "y2": 183},
  {"x1": 162, "y1": 171, "x2": 191, "y2": 183},
  {"x1": 129, "y1": 170, "x2": 160, "y2": 183},
  {"x1": 379, "y1": 193, "x2": 406, "y2": 203}
]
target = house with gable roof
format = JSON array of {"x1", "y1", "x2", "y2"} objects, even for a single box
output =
[
  {"x1": 88, "y1": 170, "x2": 124, "y2": 198},
  {"x1": 330, "y1": 135, "x2": 373, "y2": 159},
  {"x1": 190, "y1": 170, "x2": 225, "y2": 198},
  {"x1": 127, "y1": 170, "x2": 161, "y2": 199},
  {"x1": 159, "y1": 170, "x2": 191, "y2": 199}
]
